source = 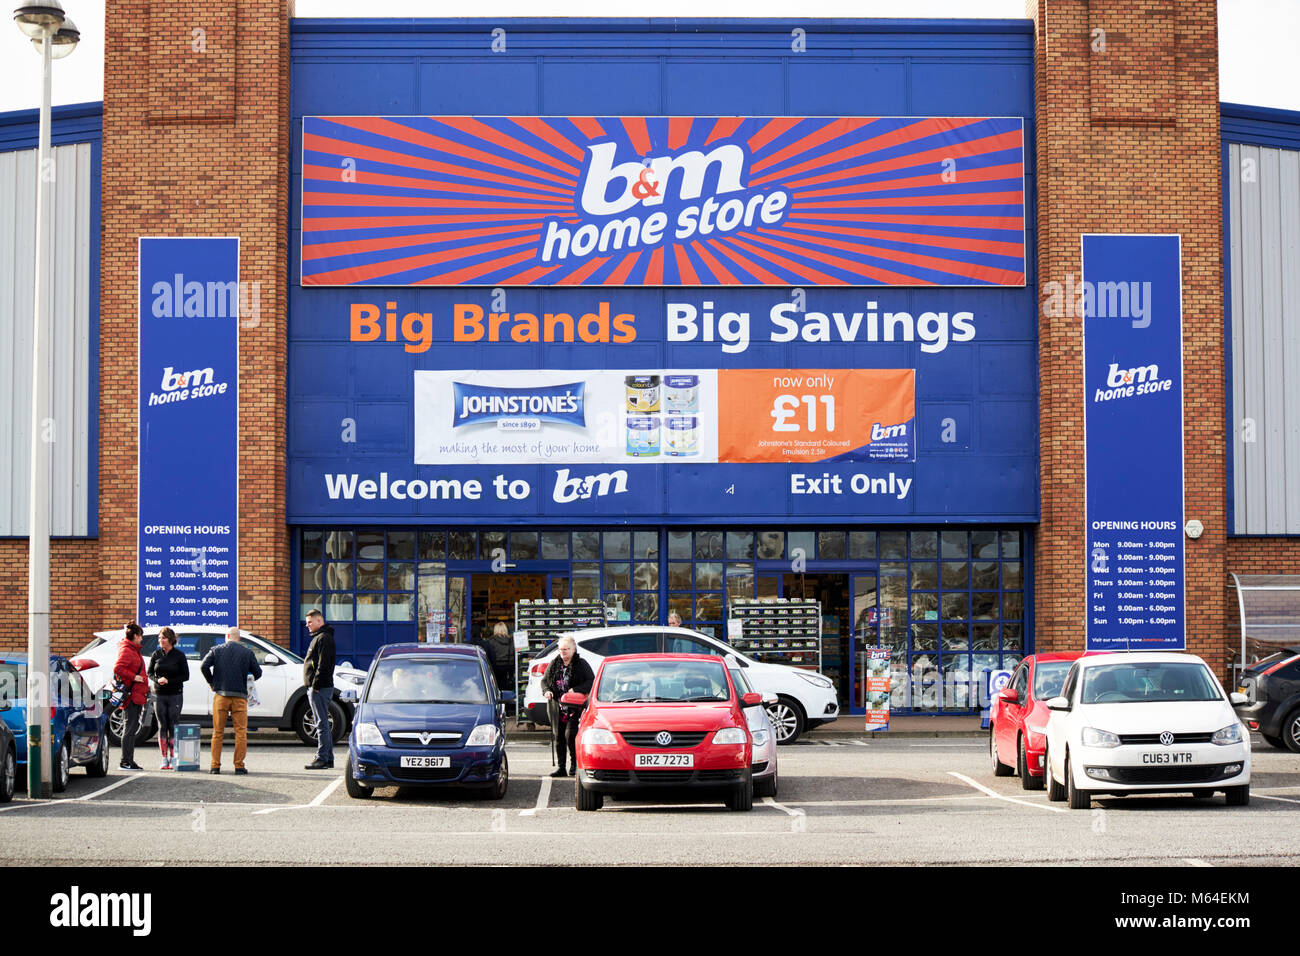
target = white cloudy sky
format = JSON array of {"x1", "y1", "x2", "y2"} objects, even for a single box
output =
[{"x1": 0, "y1": 0, "x2": 1296, "y2": 114}]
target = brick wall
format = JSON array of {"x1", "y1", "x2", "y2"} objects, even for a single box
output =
[
  {"x1": 1027, "y1": 1, "x2": 1228, "y2": 668},
  {"x1": 0, "y1": 542, "x2": 103, "y2": 657},
  {"x1": 98, "y1": 0, "x2": 294, "y2": 644}
]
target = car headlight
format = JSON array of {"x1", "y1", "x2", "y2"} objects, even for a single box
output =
[
  {"x1": 713, "y1": 727, "x2": 748, "y2": 746},
  {"x1": 751, "y1": 729, "x2": 770, "y2": 748},
  {"x1": 582, "y1": 728, "x2": 617, "y2": 746},
  {"x1": 795, "y1": 672, "x2": 834, "y2": 689},
  {"x1": 1212, "y1": 723, "x2": 1244, "y2": 746},
  {"x1": 1081, "y1": 727, "x2": 1120, "y2": 748},
  {"x1": 355, "y1": 722, "x2": 384, "y2": 747},
  {"x1": 338, "y1": 673, "x2": 364, "y2": 685},
  {"x1": 466, "y1": 724, "x2": 499, "y2": 747}
]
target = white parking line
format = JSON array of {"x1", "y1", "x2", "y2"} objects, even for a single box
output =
[
  {"x1": 0, "y1": 772, "x2": 147, "y2": 813},
  {"x1": 1254, "y1": 793, "x2": 1300, "y2": 805},
  {"x1": 251, "y1": 774, "x2": 343, "y2": 815},
  {"x1": 520, "y1": 774, "x2": 552, "y2": 816},
  {"x1": 947, "y1": 772, "x2": 1067, "y2": 813},
  {"x1": 79, "y1": 774, "x2": 148, "y2": 801},
  {"x1": 1183, "y1": 858, "x2": 1213, "y2": 867},
  {"x1": 761, "y1": 796, "x2": 806, "y2": 822}
]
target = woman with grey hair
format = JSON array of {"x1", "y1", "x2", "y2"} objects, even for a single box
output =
[{"x1": 540, "y1": 636, "x2": 594, "y2": 777}]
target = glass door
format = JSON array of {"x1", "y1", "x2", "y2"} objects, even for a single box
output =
[
  {"x1": 446, "y1": 575, "x2": 469, "y2": 643},
  {"x1": 851, "y1": 573, "x2": 879, "y2": 712}
]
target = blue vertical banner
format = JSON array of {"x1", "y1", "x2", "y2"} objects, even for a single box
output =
[
  {"x1": 1083, "y1": 234, "x2": 1185, "y2": 651},
  {"x1": 137, "y1": 237, "x2": 239, "y2": 628}
]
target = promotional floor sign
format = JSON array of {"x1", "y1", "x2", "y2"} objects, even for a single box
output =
[
  {"x1": 1082, "y1": 234, "x2": 1185, "y2": 651},
  {"x1": 137, "y1": 237, "x2": 240, "y2": 628},
  {"x1": 864, "y1": 648, "x2": 892, "y2": 732},
  {"x1": 301, "y1": 115, "x2": 1026, "y2": 287}
]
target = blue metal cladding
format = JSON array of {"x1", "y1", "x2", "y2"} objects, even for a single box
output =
[{"x1": 287, "y1": 19, "x2": 1038, "y2": 526}]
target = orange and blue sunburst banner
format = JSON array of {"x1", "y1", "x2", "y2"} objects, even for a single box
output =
[{"x1": 300, "y1": 116, "x2": 1026, "y2": 287}]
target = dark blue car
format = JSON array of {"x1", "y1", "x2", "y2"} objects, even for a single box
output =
[
  {"x1": 345, "y1": 643, "x2": 512, "y2": 800},
  {"x1": 0, "y1": 654, "x2": 111, "y2": 792}
]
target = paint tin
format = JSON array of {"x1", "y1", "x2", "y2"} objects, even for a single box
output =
[
  {"x1": 625, "y1": 375, "x2": 660, "y2": 412},
  {"x1": 664, "y1": 415, "x2": 699, "y2": 456},
  {"x1": 625, "y1": 415, "x2": 660, "y2": 457},
  {"x1": 663, "y1": 374, "x2": 699, "y2": 413}
]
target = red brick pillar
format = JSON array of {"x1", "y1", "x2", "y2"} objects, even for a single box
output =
[
  {"x1": 1027, "y1": 0, "x2": 1227, "y2": 669},
  {"x1": 101, "y1": 1, "x2": 293, "y2": 644}
]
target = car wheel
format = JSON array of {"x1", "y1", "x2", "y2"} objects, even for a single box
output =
[
  {"x1": 575, "y1": 775, "x2": 603, "y2": 811},
  {"x1": 1283, "y1": 709, "x2": 1300, "y2": 754},
  {"x1": 486, "y1": 752, "x2": 508, "y2": 801},
  {"x1": 1260, "y1": 732, "x2": 1286, "y2": 750},
  {"x1": 990, "y1": 728, "x2": 1012, "y2": 776},
  {"x1": 85, "y1": 731, "x2": 110, "y2": 778},
  {"x1": 106, "y1": 708, "x2": 153, "y2": 748},
  {"x1": 52, "y1": 737, "x2": 71, "y2": 793},
  {"x1": 727, "y1": 771, "x2": 754, "y2": 812},
  {"x1": 1019, "y1": 735, "x2": 1042, "y2": 791},
  {"x1": 755, "y1": 764, "x2": 777, "y2": 799},
  {"x1": 0, "y1": 744, "x2": 14, "y2": 803},
  {"x1": 344, "y1": 755, "x2": 373, "y2": 799},
  {"x1": 767, "y1": 696, "x2": 805, "y2": 746},
  {"x1": 294, "y1": 699, "x2": 348, "y2": 746},
  {"x1": 1065, "y1": 753, "x2": 1090, "y2": 810},
  {"x1": 1045, "y1": 746, "x2": 1066, "y2": 802},
  {"x1": 1225, "y1": 784, "x2": 1250, "y2": 807}
]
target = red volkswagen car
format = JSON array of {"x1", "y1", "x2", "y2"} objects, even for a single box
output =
[
  {"x1": 989, "y1": 652, "x2": 1087, "y2": 789},
  {"x1": 562, "y1": 654, "x2": 761, "y2": 812}
]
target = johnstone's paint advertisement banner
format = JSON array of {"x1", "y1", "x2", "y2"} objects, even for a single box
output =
[
  {"x1": 137, "y1": 237, "x2": 239, "y2": 628},
  {"x1": 1082, "y1": 234, "x2": 1185, "y2": 651},
  {"x1": 413, "y1": 368, "x2": 914, "y2": 466},
  {"x1": 299, "y1": 115, "x2": 1027, "y2": 287}
]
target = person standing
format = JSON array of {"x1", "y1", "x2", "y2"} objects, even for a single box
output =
[
  {"x1": 148, "y1": 627, "x2": 189, "y2": 770},
  {"x1": 113, "y1": 622, "x2": 148, "y2": 771},
  {"x1": 667, "y1": 611, "x2": 683, "y2": 628},
  {"x1": 487, "y1": 621, "x2": 514, "y2": 700},
  {"x1": 200, "y1": 627, "x2": 262, "y2": 775},
  {"x1": 302, "y1": 609, "x2": 336, "y2": 770},
  {"x1": 541, "y1": 636, "x2": 594, "y2": 778}
]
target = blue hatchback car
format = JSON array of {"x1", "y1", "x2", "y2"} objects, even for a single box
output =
[
  {"x1": 0, "y1": 654, "x2": 111, "y2": 792},
  {"x1": 345, "y1": 643, "x2": 512, "y2": 800}
]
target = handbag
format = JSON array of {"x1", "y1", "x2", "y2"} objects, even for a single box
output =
[{"x1": 109, "y1": 660, "x2": 143, "y2": 710}]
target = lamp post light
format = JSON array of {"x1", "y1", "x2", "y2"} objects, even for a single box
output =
[{"x1": 13, "y1": 1, "x2": 78, "y2": 799}]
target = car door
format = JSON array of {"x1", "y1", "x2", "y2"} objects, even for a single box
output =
[
  {"x1": 64, "y1": 667, "x2": 100, "y2": 764},
  {"x1": 244, "y1": 638, "x2": 296, "y2": 720},
  {"x1": 182, "y1": 634, "x2": 218, "y2": 719},
  {"x1": 998, "y1": 661, "x2": 1030, "y2": 761}
]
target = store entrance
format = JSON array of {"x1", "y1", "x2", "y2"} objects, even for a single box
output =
[
  {"x1": 779, "y1": 572, "x2": 852, "y2": 711},
  {"x1": 469, "y1": 573, "x2": 547, "y2": 645}
]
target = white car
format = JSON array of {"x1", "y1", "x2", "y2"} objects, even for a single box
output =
[
  {"x1": 728, "y1": 661, "x2": 779, "y2": 797},
  {"x1": 72, "y1": 626, "x2": 367, "y2": 747},
  {"x1": 1043, "y1": 652, "x2": 1251, "y2": 809},
  {"x1": 522, "y1": 625, "x2": 839, "y2": 744}
]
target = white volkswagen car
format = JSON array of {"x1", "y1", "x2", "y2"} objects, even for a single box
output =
[
  {"x1": 73, "y1": 626, "x2": 367, "y2": 747},
  {"x1": 522, "y1": 625, "x2": 838, "y2": 744},
  {"x1": 1043, "y1": 652, "x2": 1251, "y2": 809}
]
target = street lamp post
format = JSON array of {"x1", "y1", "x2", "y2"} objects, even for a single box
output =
[{"x1": 13, "y1": 1, "x2": 78, "y2": 798}]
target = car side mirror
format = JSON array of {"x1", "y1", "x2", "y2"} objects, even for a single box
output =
[
  {"x1": 997, "y1": 688, "x2": 1019, "y2": 704},
  {"x1": 1229, "y1": 692, "x2": 1248, "y2": 706},
  {"x1": 560, "y1": 691, "x2": 587, "y2": 707},
  {"x1": 1045, "y1": 696, "x2": 1070, "y2": 712},
  {"x1": 742, "y1": 692, "x2": 763, "y2": 707},
  {"x1": 264, "y1": 654, "x2": 281, "y2": 666}
]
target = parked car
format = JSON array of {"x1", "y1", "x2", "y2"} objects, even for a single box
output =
[
  {"x1": 0, "y1": 719, "x2": 15, "y2": 803},
  {"x1": 345, "y1": 643, "x2": 512, "y2": 800},
  {"x1": 728, "y1": 660, "x2": 778, "y2": 798},
  {"x1": 1043, "y1": 652, "x2": 1251, "y2": 809},
  {"x1": 523, "y1": 625, "x2": 838, "y2": 744},
  {"x1": 989, "y1": 652, "x2": 1087, "y2": 790},
  {"x1": 1233, "y1": 646, "x2": 1300, "y2": 752},
  {"x1": 569, "y1": 653, "x2": 761, "y2": 812},
  {"x1": 72, "y1": 627, "x2": 366, "y2": 747},
  {"x1": 0, "y1": 654, "x2": 111, "y2": 792}
]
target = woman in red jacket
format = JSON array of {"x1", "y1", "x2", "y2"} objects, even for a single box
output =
[{"x1": 113, "y1": 622, "x2": 148, "y2": 770}]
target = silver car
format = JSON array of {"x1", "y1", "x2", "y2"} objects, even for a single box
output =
[{"x1": 729, "y1": 662, "x2": 778, "y2": 798}]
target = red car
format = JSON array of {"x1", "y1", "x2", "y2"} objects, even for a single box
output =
[
  {"x1": 562, "y1": 653, "x2": 762, "y2": 812},
  {"x1": 989, "y1": 652, "x2": 1087, "y2": 790}
]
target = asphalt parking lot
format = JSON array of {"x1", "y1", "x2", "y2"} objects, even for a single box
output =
[{"x1": 3, "y1": 735, "x2": 1298, "y2": 866}]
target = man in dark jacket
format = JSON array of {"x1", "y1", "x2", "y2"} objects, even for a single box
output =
[
  {"x1": 200, "y1": 627, "x2": 262, "y2": 774},
  {"x1": 302, "y1": 609, "x2": 337, "y2": 769},
  {"x1": 540, "y1": 636, "x2": 594, "y2": 778}
]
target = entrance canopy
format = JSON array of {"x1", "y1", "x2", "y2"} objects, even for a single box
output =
[{"x1": 1231, "y1": 575, "x2": 1300, "y2": 674}]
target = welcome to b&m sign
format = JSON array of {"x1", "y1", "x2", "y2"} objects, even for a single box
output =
[{"x1": 300, "y1": 116, "x2": 1026, "y2": 288}]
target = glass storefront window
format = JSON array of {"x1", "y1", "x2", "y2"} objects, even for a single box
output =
[
  {"x1": 941, "y1": 531, "x2": 969, "y2": 558},
  {"x1": 387, "y1": 531, "x2": 415, "y2": 560},
  {"x1": 756, "y1": 531, "x2": 784, "y2": 559},
  {"x1": 879, "y1": 531, "x2": 906, "y2": 559},
  {"x1": 1002, "y1": 623, "x2": 1023, "y2": 651},
  {"x1": 571, "y1": 562, "x2": 599, "y2": 600},
  {"x1": 912, "y1": 623, "x2": 939, "y2": 651},
  {"x1": 910, "y1": 563, "x2": 938, "y2": 590},
  {"x1": 910, "y1": 531, "x2": 938, "y2": 558},
  {"x1": 848, "y1": 531, "x2": 875, "y2": 559},
  {"x1": 603, "y1": 530, "x2": 630, "y2": 559},
  {"x1": 324, "y1": 530, "x2": 353, "y2": 560},
  {"x1": 633, "y1": 561, "x2": 658, "y2": 590},
  {"x1": 942, "y1": 623, "x2": 970, "y2": 650},
  {"x1": 357, "y1": 531, "x2": 384, "y2": 560},
  {"x1": 788, "y1": 530, "x2": 815, "y2": 560},
  {"x1": 667, "y1": 593, "x2": 691, "y2": 620},
  {"x1": 357, "y1": 594, "x2": 384, "y2": 622},
  {"x1": 971, "y1": 591, "x2": 998, "y2": 619},
  {"x1": 448, "y1": 531, "x2": 475, "y2": 560},
  {"x1": 972, "y1": 530, "x2": 998, "y2": 559},
  {"x1": 972, "y1": 623, "x2": 999, "y2": 652},
  {"x1": 419, "y1": 531, "x2": 445, "y2": 560},
  {"x1": 942, "y1": 561, "x2": 969, "y2": 589},
  {"x1": 356, "y1": 562, "x2": 384, "y2": 591},
  {"x1": 634, "y1": 531, "x2": 659, "y2": 559},
  {"x1": 668, "y1": 562, "x2": 692, "y2": 589},
  {"x1": 972, "y1": 560, "x2": 998, "y2": 589},
  {"x1": 667, "y1": 530, "x2": 691, "y2": 559},
  {"x1": 604, "y1": 563, "x2": 631, "y2": 591},
  {"x1": 1001, "y1": 531, "x2": 1021, "y2": 558},
  {"x1": 481, "y1": 530, "x2": 506, "y2": 558},
  {"x1": 817, "y1": 532, "x2": 845, "y2": 559},
  {"x1": 694, "y1": 562, "x2": 722, "y2": 589},
  {"x1": 326, "y1": 593, "x2": 353, "y2": 621},
  {"x1": 726, "y1": 531, "x2": 753, "y2": 560},
  {"x1": 725, "y1": 564, "x2": 754, "y2": 604},
  {"x1": 605, "y1": 593, "x2": 631, "y2": 619},
  {"x1": 572, "y1": 531, "x2": 599, "y2": 560},
  {"x1": 387, "y1": 594, "x2": 413, "y2": 621},
  {"x1": 325, "y1": 562, "x2": 353, "y2": 590},
  {"x1": 1003, "y1": 562, "x2": 1023, "y2": 588},
  {"x1": 301, "y1": 562, "x2": 322, "y2": 590},
  {"x1": 1002, "y1": 592, "x2": 1025, "y2": 620},
  {"x1": 299, "y1": 592, "x2": 321, "y2": 619},
  {"x1": 695, "y1": 530, "x2": 723, "y2": 559},
  {"x1": 387, "y1": 563, "x2": 414, "y2": 592},
  {"x1": 510, "y1": 531, "x2": 539, "y2": 560},
  {"x1": 541, "y1": 531, "x2": 568, "y2": 560},
  {"x1": 302, "y1": 532, "x2": 323, "y2": 561},
  {"x1": 910, "y1": 591, "x2": 938, "y2": 619},
  {"x1": 634, "y1": 592, "x2": 658, "y2": 622},
  {"x1": 695, "y1": 594, "x2": 723, "y2": 620},
  {"x1": 941, "y1": 592, "x2": 969, "y2": 620}
]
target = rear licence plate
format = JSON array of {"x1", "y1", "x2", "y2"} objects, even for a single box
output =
[
  {"x1": 1141, "y1": 752, "x2": 1194, "y2": 764},
  {"x1": 400, "y1": 756, "x2": 450, "y2": 768},
  {"x1": 635, "y1": 753, "x2": 693, "y2": 769}
]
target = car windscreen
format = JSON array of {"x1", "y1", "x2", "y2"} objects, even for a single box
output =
[
  {"x1": 597, "y1": 659, "x2": 731, "y2": 703},
  {"x1": 366, "y1": 658, "x2": 488, "y2": 705},
  {"x1": 1080, "y1": 662, "x2": 1223, "y2": 704},
  {"x1": 1033, "y1": 662, "x2": 1073, "y2": 700}
]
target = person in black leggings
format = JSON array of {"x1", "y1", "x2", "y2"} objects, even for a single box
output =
[{"x1": 148, "y1": 627, "x2": 189, "y2": 770}]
